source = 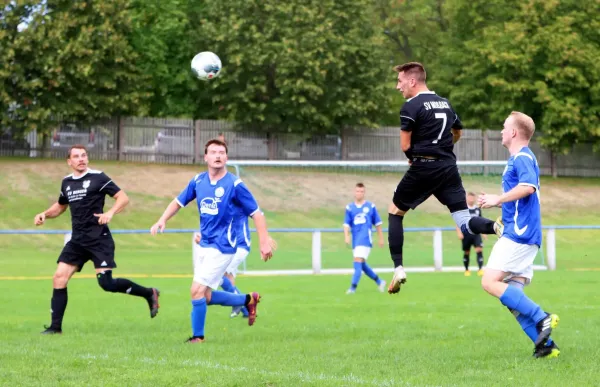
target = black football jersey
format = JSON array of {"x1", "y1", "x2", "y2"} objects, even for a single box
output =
[
  {"x1": 400, "y1": 91, "x2": 463, "y2": 160},
  {"x1": 58, "y1": 169, "x2": 121, "y2": 244}
]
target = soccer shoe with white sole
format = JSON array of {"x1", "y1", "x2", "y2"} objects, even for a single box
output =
[
  {"x1": 346, "y1": 288, "x2": 356, "y2": 294},
  {"x1": 378, "y1": 280, "x2": 387, "y2": 293},
  {"x1": 493, "y1": 216, "x2": 504, "y2": 237},
  {"x1": 534, "y1": 313, "x2": 560, "y2": 349},
  {"x1": 533, "y1": 341, "x2": 560, "y2": 359},
  {"x1": 387, "y1": 266, "x2": 407, "y2": 294}
]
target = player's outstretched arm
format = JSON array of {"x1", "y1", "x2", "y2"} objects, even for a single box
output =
[
  {"x1": 34, "y1": 202, "x2": 68, "y2": 226},
  {"x1": 150, "y1": 199, "x2": 182, "y2": 235},
  {"x1": 480, "y1": 186, "x2": 535, "y2": 209},
  {"x1": 250, "y1": 211, "x2": 273, "y2": 261}
]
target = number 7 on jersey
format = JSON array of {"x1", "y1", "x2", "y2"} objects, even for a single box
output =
[{"x1": 432, "y1": 113, "x2": 447, "y2": 144}]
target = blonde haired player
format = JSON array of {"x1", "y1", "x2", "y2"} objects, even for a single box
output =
[{"x1": 479, "y1": 111, "x2": 559, "y2": 358}]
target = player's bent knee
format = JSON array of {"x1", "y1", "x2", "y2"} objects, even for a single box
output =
[
  {"x1": 190, "y1": 281, "x2": 209, "y2": 300},
  {"x1": 97, "y1": 270, "x2": 119, "y2": 292},
  {"x1": 388, "y1": 203, "x2": 407, "y2": 216}
]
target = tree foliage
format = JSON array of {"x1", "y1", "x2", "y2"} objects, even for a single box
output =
[
  {"x1": 193, "y1": 0, "x2": 394, "y2": 134},
  {"x1": 441, "y1": 0, "x2": 600, "y2": 152},
  {"x1": 0, "y1": 0, "x2": 148, "y2": 135}
]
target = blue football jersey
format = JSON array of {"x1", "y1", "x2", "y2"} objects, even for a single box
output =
[
  {"x1": 501, "y1": 147, "x2": 542, "y2": 247},
  {"x1": 177, "y1": 172, "x2": 259, "y2": 254},
  {"x1": 235, "y1": 208, "x2": 251, "y2": 252},
  {"x1": 343, "y1": 201, "x2": 382, "y2": 248}
]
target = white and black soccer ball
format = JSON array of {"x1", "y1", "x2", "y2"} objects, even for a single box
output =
[{"x1": 191, "y1": 51, "x2": 222, "y2": 81}]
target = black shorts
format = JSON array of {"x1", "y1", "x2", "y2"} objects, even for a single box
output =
[
  {"x1": 57, "y1": 237, "x2": 116, "y2": 272},
  {"x1": 462, "y1": 234, "x2": 483, "y2": 251},
  {"x1": 393, "y1": 159, "x2": 466, "y2": 212}
]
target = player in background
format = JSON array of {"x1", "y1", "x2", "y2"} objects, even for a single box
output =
[
  {"x1": 479, "y1": 112, "x2": 559, "y2": 358},
  {"x1": 151, "y1": 139, "x2": 274, "y2": 343},
  {"x1": 387, "y1": 62, "x2": 500, "y2": 295},
  {"x1": 35, "y1": 145, "x2": 159, "y2": 334},
  {"x1": 456, "y1": 192, "x2": 487, "y2": 276},
  {"x1": 343, "y1": 183, "x2": 386, "y2": 294}
]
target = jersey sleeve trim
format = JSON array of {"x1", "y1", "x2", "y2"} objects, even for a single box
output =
[
  {"x1": 175, "y1": 198, "x2": 185, "y2": 207},
  {"x1": 400, "y1": 115, "x2": 415, "y2": 122},
  {"x1": 234, "y1": 178, "x2": 242, "y2": 187},
  {"x1": 374, "y1": 221, "x2": 383, "y2": 226},
  {"x1": 518, "y1": 182, "x2": 537, "y2": 191},
  {"x1": 343, "y1": 223, "x2": 350, "y2": 228},
  {"x1": 248, "y1": 208, "x2": 260, "y2": 217},
  {"x1": 99, "y1": 180, "x2": 113, "y2": 191}
]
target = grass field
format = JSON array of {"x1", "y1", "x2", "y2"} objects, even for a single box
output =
[{"x1": 1, "y1": 159, "x2": 599, "y2": 386}]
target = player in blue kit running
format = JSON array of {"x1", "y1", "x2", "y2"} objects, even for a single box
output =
[
  {"x1": 151, "y1": 139, "x2": 274, "y2": 343},
  {"x1": 343, "y1": 183, "x2": 386, "y2": 294},
  {"x1": 479, "y1": 112, "x2": 559, "y2": 358}
]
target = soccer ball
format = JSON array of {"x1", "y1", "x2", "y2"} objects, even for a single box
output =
[{"x1": 191, "y1": 51, "x2": 222, "y2": 81}]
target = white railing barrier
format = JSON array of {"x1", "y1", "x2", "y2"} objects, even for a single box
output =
[
  {"x1": 312, "y1": 230, "x2": 322, "y2": 274},
  {"x1": 433, "y1": 229, "x2": 443, "y2": 271},
  {"x1": 546, "y1": 228, "x2": 556, "y2": 271},
  {"x1": 8, "y1": 226, "x2": 582, "y2": 276}
]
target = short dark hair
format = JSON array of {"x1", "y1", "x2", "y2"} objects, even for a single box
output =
[
  {"x1": 356, "y1": 183, "x2": 365, "y2": 188},
  {"x1": 204, "y1": 139, "x2": 228, "y2": 154},
  {"x1": 393, "y1": 62, "x2": 426, "y2": 83},
  {"x1": 67, "y1": 144, "x2": 88, "y2": 159}
]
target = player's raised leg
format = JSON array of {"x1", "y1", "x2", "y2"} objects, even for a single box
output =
[{"x1": 95, "y1": 269, "x2": 160, "y2": 318}]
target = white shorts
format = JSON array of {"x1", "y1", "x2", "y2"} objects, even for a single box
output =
[
  {"x1": 225, "y1": 247, "x2": 250, "y2": 277},
  {"x1": 486, "y1": 237, "x2": 539, "y2": 284},
  {"x1": 352, "y1": 246, "x2": 371, "y2": 259},
  {"x1": 192, "y1": 246, "x2": 235, "y2": 289}
]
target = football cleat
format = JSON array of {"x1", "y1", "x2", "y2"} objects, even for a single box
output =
[
  {"x1": 477, "y1": 269, "x2": 484, "y2": 276},
  {"x1": 378, "y1": 280, "x2": 387, "y2": 293},
  {"x1": 185, "y1": 336, "x2": 205, "y2": 344},
  {"x1": 388, "y1": 266, "x2": 407, "y2": 294},
  {"x1": 246, "y1": 292, "x2": 260, "y2": 326},
  {"x1": 493, "y1": 216, "x2": 504, "y2": 237},
  {"x1": 147, "y1": 288, "x2": 160, "y2": 318},
  {"x1": 346, "y1": 288, "x2": 356, "y2": 294},
  {"x1": 534, "y1": 313, "x2": 560, "y2": 349},
  {"x1": 534, "y1": 341, "x2": 560, "y2": 359},
  {"x1": 230, "y1": 305, "x2": 243, "y2": 318},
  {"x1": 464, "y1": 270, "x2": 472, "y2": 277},
  {"x1": 41, "y1": 325, "x2": 62, "y2": 335}
]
